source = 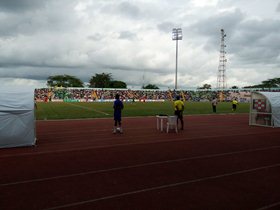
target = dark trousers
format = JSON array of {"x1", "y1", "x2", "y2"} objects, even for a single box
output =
[
  {"x1": 212, "y1": 105, "x2": 216, "y2": 113},
  {"x1": 174, "y1": 110, "x2": 184, "y2": 129}
]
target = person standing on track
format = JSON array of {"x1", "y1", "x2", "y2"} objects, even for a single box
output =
[
  {"x1": 174, "y1": 95, "x2": 184, "y2": 130},
  {"x1": 113, "y1": 93, "x2": 124, "y2": 134}
]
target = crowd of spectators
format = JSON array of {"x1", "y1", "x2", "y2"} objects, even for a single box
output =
[
  {"x1": 33, "y1": 88, "x2": 272, "y2": 103},
  {"x1": 35, "y1": 88, "x2": 170, "y2": 101}
]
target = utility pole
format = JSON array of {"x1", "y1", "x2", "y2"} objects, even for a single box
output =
[
  {"x1": 217, "y1": 29, "x2": 227, "y2": 90},
  {"x1": 172, "y1": 28, "x2": 183, "y2": 90}
]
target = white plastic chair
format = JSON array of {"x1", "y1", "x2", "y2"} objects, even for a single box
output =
[{"x1": 166, "y1": 116, "x2": 178, "y2": 133}]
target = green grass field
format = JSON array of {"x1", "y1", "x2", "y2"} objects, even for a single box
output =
[{"x1": 36, "y1": 101, "x2": 250, "y2": 120}]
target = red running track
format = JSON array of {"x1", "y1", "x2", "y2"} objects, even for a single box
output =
[{"x1": 1, "y1": 114, "x2": 280, "y2": 210}]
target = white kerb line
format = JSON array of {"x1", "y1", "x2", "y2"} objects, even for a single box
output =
[{"x1": 67, "y1": 103, "x2": 110, "y2": 115}]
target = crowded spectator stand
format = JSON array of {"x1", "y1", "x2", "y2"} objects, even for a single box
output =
[{"x1": 34, "y1": 87, "x2": 280, "y2": 103}]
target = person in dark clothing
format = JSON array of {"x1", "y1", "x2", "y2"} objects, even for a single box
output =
[
  {"x1": 174, "y1": 95, "x2": 184, "y2": 130},
  {"x1": 113, "y1": 94, "x2": 124, "y2": 134},
  {"x1": 211, "y1": 97, "x2": 218, "y2": 113}
]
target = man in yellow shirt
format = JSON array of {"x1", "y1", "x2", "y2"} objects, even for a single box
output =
[
  {"x1": 232, "y1": 98, "x2": 238, "y2": 111},
  {"x1": 174, "y1": 95, "x2": 184, "y2": 130}
]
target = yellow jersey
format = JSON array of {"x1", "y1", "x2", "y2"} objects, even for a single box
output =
[
  {"x1": 174, "y1": 100, "x2": 184, "y2": 111},
  {"x1": 232, "y1": 100, "x2": 238, "y2": 105}
]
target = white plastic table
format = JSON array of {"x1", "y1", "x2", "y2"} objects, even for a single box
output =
[{"x1": 156, "y1": 115, "x2": 168, "y2": 132}]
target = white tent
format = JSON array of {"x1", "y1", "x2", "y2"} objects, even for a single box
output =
[
  {"x1": 249, "y1": 91, "x2": 280, "y2": 127},
  {"x1": 0, "y1": 89, "x2": 36, "y2": 148}
]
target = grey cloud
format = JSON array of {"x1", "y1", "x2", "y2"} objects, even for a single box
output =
[
  {"x1": 0, "y1": 67, "x2": 50, "y2": 80},
  {"x1": 117, "y1": 1, "x2": 141, "y2": 18},
  {"x1": 88, "y1": 33, "x2": 104, "y2": 41},
  {"x1": 0, "y1": 14, "x2": 48, "y2": 37},
  {"x1": 0, "y1": 66, "x2": 93, "y2": 82},
  {"x1": 0, "y1": 1, "x2": 79, "y2": 37},
  {"x1": 98, "y1": 63, "x2": 164, "y2": 74},
  {"x1": 278, "y1": 3, "x2": 280, "y2": 12},
  {"x1": 0, "y1": 61, "x2": 82, "y2": 69},
  {"x1": 1, "y1": 0, "x2": 280, "y2": 89},
  {"x1": 157, "y1": 22, "x2": 175, "y2": 33},
  {"x1": 229, "y1": 19, "x2": 280, "y2": 65},
  {"x1": 99, "y1": 1, "x2": 166, "y2": 22},
  {"x1": 189, "y1": 9, "x2": 245, "y2": 46},
  {"x1": 187, "y1": 8, "x2": 280, "y2": 67},
  {"x1": 118, "y1": 31, "x2": 137, "y2": 40},
  {"x1": 99, "y1": 1, "x2": 141, "y2": 19},
  {"x1": 0, "y1": 0, "x2": 44, "y2": 12}
]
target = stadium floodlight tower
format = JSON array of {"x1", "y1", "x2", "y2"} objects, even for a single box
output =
[
  {"x1": 172, "y1": 28, "x2": 183, "y2": 90},
  {"x1": 217, "y1": 29, "x2": 227, "y2": 90}
]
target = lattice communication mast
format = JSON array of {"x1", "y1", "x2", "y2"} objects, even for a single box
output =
[{"x1": 217, "y1": 29, "x2": 227, "y2": 89}]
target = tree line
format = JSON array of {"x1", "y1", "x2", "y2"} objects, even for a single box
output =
[
  {"x1": 198, "y1": 77, "x2": 280, "y2": 89},
  {"x1": 47, "y1": 73, "x2": 159, "y2": 89},
  {"x1": 243, "y1": 78, "x2": 280, "y2": 88}
]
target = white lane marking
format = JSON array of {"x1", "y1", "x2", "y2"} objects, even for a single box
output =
[
  {"x1": 43, "y1": 163, "x2": 280, "y2": 210},
  {"x1": 1, "y1": 145, "x2": 280, "y2": 187}
]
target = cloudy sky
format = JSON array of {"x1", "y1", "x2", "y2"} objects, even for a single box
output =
[{"x1": 0, "y1": 0, "x2": 280, "y2": 89}]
